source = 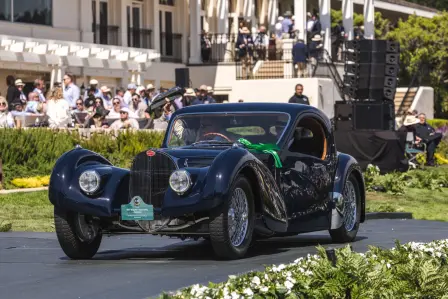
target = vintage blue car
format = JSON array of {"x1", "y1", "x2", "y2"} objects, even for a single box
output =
[{"x1": 49, "y1": 103, "x2": 365, "y2": 260}]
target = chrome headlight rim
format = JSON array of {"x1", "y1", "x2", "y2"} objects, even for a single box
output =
[
  {"x1": 79, "y1": 170, "x2": 101, "y2": 194},
  {"x1": 169, "y1": 170, "x2": 192, "y2": 194}
]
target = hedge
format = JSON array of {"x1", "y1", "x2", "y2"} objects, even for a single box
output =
[
  {"x1": 159, "y1": 239, "x2": 448, "y2": 298},
  {"x1": 0, "y1": 128, "x2": 165, "y2": 189}
]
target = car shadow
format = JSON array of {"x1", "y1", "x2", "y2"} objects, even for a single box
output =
[{"x1": 59, "y1": 234, "x2": 367, "y2": 262}]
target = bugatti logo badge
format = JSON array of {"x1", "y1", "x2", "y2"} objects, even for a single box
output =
[
  {"x1": 133, "y1": 196, "x2": 142, "y2": 206},
  {"x1": 146, "y1": 150, "x2": 156, "y2": 157}
]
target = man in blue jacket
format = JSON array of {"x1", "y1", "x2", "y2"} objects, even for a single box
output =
[{"x1": 292, "y1": 39, "x2": 308, "y2": 78}]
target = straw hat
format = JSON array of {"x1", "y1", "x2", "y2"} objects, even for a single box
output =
[
  {"x1": 183, "y1": 88, "x2": 196, "y2": 97},
  {"x1": 100, "y1": 86, "x2": 110, "y2": 93},
  {"x1": 89, "y1": 79, "x2": 99, "y2": 85},
  {"x1": 207, "y1": 86, "x2": 213, "y2": 92},
  {"x1": 15, "y1": 79, "x2": 25, "y2": 86},
  {"x1": 312, "y1": 35, "x2": 322, "y2": 41},
  {"x1": 199, "y1": 84, "x2": 208, "y2": 91},
  {"x1": 146, "y1": 83, "x2": 155, "y2": 90},
  {"x1": 403, "y1": 115, "x2": 419, "y2": 126}
]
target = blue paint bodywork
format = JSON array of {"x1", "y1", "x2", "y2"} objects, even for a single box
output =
[{"x1": 49, "y1": 103, "x2": 365, "y2": 234}]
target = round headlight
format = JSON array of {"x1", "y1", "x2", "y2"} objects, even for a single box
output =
[
  {"x1": 79, "y1": 170, "x2": 100, "y2": 193},
  {"x1": 169, "y1": 170, "x2": 192, "y2": 194}
]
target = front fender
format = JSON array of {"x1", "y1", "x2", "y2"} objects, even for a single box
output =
[
  {"x1": 202, "y1": 146, "x2": 288, "y2": 232},
  {"x1": 49, "y1": 147, "x2": 130, "y2": 217},
  {"x1": 330, "y1": 152, "x2": 366, "y2": 229}
]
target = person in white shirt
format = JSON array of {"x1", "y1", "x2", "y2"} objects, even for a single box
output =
[
  {"x1": 0, "y1": 96, "x2": 14, "y2": 128},
  {"x1": 32, "y1": 78, "x2": 46, "y2": 103},
  {"x1": 100, "y1": 86, "x2": 113, "y2": 109},
  {"x1": 46, "y1": 86, "x2": 71, "y2": 128},
  {"x1": 110, "y1": 107, "x2": 139, "y2": 130},
  {"x1": 123, "y1": 83, "x2": 137, "y2": 107}
]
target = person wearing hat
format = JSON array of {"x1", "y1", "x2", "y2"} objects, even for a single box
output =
[
  {"x1": 275, "y1": 17, "x2": 283, "y2": 39},
  {"x1": 15, "y1": 79, "x2": 27, "y2": 104},
  {"x1": 84, "y1": 79, "x2": 103, "y2": 101},
  {"x1": 415, "y1": 113, "x2": 443, "y2": 166},
  {"x1": 176, "y1": 88, "x2": 197, "y2": 108},
  {"x1": 206, "y1": 86, "x2": 216, "y2": 101},
  {"x1": 308, "y1": 34, "x2": 323, "y2": 77},
  {"x1": 236, "y1": 27, "x2": 255, "y2": 79},
  {"x1": 191, "y1": 85, "x2": 216, "y2": 105},
  {"x1": 110, "y1": 107, "x2": 139, "y2": 130},
  {"x1": 123, "y1": 83, "x2": 137, "y2": 107},
  {"x1": 145, "y1": 84, "x2": 158, "y2": 104},
  {"x1": 100, "y1": 86, "x2": 112, "y2": 109}
]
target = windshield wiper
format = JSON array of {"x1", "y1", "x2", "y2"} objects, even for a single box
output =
[{"x1": 190, "y1": 140, "x2": 233, "y2": 146}]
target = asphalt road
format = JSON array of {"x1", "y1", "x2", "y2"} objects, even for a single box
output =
[{"x1": 0, "y1": 219, "x2": 447, "y2": 299}]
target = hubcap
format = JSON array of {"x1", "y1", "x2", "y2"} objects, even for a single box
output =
[
  {"x1": 343, "y1": 180, "x2": 357, "y2": 232},
  {"x1": 227, "y1": 187, "x2": 249, "y2": 247},
  {"x1": 75, "y1": 214, "x2": 99, "y2": 243}
]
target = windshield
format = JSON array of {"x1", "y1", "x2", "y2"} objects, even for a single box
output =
[{"x1": 167, "y1": 112, "x2": 290, "y2": 147}]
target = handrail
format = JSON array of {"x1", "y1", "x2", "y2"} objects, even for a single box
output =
[
  {"x1": 397, "y1": 62, "x2": 423, "y2": 118},
  {"x1": 318, "y1": 49, "x2": 345, "y2": 100}
]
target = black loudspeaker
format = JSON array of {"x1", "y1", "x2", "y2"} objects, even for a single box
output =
[
  {"x1": 175, "y1": 68, "x2": 190, "y2": 88},
  {"x1": 353, "y1": 101, "x2": 395, "y2": 130},
  {"x1": 345, "y1": 40, "x2": 399, "y2": 53},
  {"x1": 334, "y1": 102, "x2": 353, "y2": 131}
]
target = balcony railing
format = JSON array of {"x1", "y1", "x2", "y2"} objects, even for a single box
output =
[
  {"x1": 128, "y1": 28, "x2": 152, "y2": 49},
  {"x1": 93, "y1": 24, "x2": 120, "y2": 46},
  {"x1": 199, "y1": 33, "x2": 238, "y2": 64},
  {"x1": 160, "y1": 32, "x2": 182, "y2": 63}
]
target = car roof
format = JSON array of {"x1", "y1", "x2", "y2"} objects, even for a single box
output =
[{"x1": 173, "y1": 102, "x2": 321, "y2": 118}]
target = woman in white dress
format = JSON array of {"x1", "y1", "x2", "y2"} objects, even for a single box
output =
[{"x1": 46, "y1": 86, "x2": 71, "y2": 128}]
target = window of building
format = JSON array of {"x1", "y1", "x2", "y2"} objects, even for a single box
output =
[
  {"x1": 0, "y1": 0, "x2": 52, "y2": 25},
  {"x1": 159, "y1": 0, "x2": 174, "y2": 6}
]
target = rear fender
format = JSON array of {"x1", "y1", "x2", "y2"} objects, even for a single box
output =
[
  {"x1": 49, "y1": 147, "x2": 130, "y2": 217},
  {"x1": 202, "y1": 146, "x2": 288, "y2": 232},
  {"x1": 330, "y1": 152, "x2": 366, "y2": 229}
]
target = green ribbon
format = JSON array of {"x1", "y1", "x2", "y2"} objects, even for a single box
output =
[{"x1": 238, "y1": 138, "x2": 283, "y2": 168}]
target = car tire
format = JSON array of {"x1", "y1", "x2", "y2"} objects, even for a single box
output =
[
  {"x1": 209, "y1": 175, "x2": 255, "y2": 260},
  {"x1": 54, "y1": 207, "x2": 102, "y2": 259},
  {"x1": 329, "y1": 173, "x2": 361, "y2": 243}
]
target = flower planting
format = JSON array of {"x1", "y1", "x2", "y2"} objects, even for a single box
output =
[{"x1": 159, "y1": 239, "x2": 448, "y2": 299}]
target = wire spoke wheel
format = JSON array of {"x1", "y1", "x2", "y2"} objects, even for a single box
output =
[
  {"x1": 343, "y1": 180, "x2": 357, "y2": 232},
  {"x1": 227, "y1": 187, "x2": 249, "y2": 247}
]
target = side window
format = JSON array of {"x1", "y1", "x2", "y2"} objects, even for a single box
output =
[{"x1": 288, "y1": 117, "x2": 329, "y2": 160}]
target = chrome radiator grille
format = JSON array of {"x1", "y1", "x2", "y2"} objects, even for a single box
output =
[{"x1": 129, "y1": 150, "x2": 177, "y2": 208}]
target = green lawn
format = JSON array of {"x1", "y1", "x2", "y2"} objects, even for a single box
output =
[
  {"x1": 366, "y1": 188, "x2": 448, "y2": 222},
  {"x1": 0, "y1": 191, "x2": 54, "y2": 232},
  {"x1": 0, "y1": 187, "x2": 447, "y2": 232}
]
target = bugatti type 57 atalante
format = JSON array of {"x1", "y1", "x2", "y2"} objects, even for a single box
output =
[{"x1": 49, "y1": 103, "x2": 366, "y2": 260}]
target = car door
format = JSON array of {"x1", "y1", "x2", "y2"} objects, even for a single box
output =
[{"x1": 279, "y1": 114, "x2": 333, "y2": 231}]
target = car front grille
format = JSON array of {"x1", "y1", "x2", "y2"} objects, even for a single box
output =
[{"x1": 129, "y1": 150, "x2": 177, "y2": 208}]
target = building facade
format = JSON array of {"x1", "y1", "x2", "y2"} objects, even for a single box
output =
[{"x1": 0, "y1": 0, "x2": 438, "y2": 97}]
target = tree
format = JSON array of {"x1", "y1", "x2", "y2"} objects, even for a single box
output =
[
  {"x1": 331, "y1": 10, "x2": 390, "y2": 38},
  {"x1": 405, "y1": 0, "x2": 448, "y2": 11},
  {"x1": 386, "y1": 12, "x2": 448, "y2": 113}
]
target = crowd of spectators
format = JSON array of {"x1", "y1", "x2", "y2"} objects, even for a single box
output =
[{"x1": 0, "y1": 74, "x2": 224, "y2": 130}]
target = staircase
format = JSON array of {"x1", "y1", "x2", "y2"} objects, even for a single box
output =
[
  {"x1": 253, "y1": 60, "x2": 284, "y2": 79},
  {"x1": 394, "y1": 87, "x2": 418, "y2": 117}
]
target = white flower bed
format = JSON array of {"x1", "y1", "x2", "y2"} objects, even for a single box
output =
[{"x1": 160, "y1": 239, "x2": 448, "y2": 299}]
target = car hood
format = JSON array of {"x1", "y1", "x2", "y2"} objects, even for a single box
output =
[{"x1": 157, "y1": 147, "x2": 228, "y2": 168}]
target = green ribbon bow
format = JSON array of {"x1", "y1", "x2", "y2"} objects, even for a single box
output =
[{"x1": 238, "y1": 138, "x2": 283, "y2": 168}]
